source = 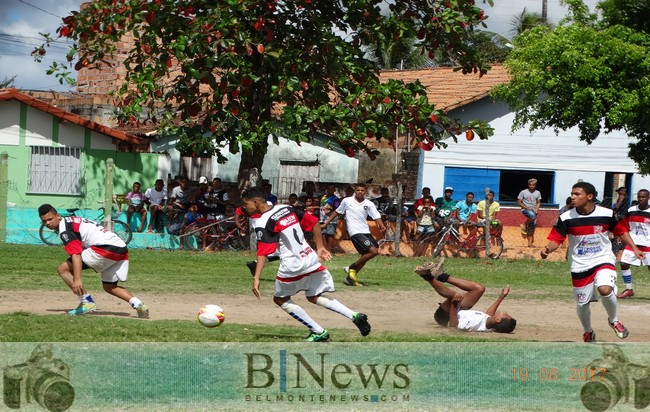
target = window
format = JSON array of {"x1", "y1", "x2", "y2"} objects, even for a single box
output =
[{"x1": 29, "y1": 146, "x2": 82, "y2": 195}]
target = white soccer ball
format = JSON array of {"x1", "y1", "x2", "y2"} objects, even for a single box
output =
[{"x1": 197, "y1": 304, "x2": 225, "y2": 328}]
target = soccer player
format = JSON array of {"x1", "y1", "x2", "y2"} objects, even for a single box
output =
[
  {"x1": 617, "y1": 189, "x2": 650, "y2": 298},
  {"x1": 414, "y1": 258, "x2": 516, "y2": 333},
  {"x1": 242, "y1": 188, "x2": 371, "y2": 342},
  {"x1": 38, "y1": 204, "x2": 149, "y2": 318},
  {"x1": 540, "y1": 182, "x2": 644, "y2": 342},
  {"x1": 321, "y1": 183, "x2": 387, "y2": 287}
]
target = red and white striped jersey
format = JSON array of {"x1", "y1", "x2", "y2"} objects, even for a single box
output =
[
  {"x1": 548, "y1": 205, "x2": 626, "y2": 273},
  {"x1": 58, "y1": 216, "x2": 128, "y2": 261},
  {"x1": 619, "y1": 205, "x2": 650, "y2": 248},
  {"x1": 253, "y1": 205, "x2": 323, "y2": 279}
]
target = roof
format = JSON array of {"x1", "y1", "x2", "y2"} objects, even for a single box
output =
[
  {"x1": 379, "y1": 65, "x2": 510, "y2": 111},
  {"x1": 0, "y1": 88, "x2": 144, "y2": 144}
]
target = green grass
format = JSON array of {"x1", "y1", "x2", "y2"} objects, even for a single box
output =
[{"x1": 2, "y1": 243, "x2": 648, "y2": 342}]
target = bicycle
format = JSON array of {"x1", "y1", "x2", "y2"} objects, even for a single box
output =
[
  {"x1": 430, "y1": 219, "x2": 504, "y2": 259},
  {"x1": 178, "y1": 216, "x2": 248, "y2": 251},
  {"x1": 39, "y1": 202, "x2": 133, "y2": 246}
]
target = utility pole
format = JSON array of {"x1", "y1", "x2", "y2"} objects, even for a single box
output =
[{"x1": 542, "y1": 0, "x2": 548, "y2": 24}]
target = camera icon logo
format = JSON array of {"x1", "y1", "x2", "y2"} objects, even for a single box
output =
[
  {"x1": 581, "y1": 344, "x2": 650, "y2": 412},
  {"x1": 3, "y1": 344, "x2": 74, "y2": 412}
]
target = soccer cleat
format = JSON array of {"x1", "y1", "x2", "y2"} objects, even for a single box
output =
[
  {"x1": 246, "y1": 261, "x2": 257, "y2": 276},
  {"x1": 617, "y1": 289, "x2": 635, "y2": 299},
  {"x1": 136, "y1": 303, "x2": 150, "y2": 319},
  {"x1": 67, "y1": 302, "x2": 97, "y2": 316},
  {"x1": 609, "y1": 320, "x2": 629, "y2": 339},
  {"x1": 343, "y1": 267, "x2": 362, "y2": 286},
  {"x1": 583, "y1": 331, "x2": 596, "y2": 343},
  {"x1": 306, "y1": 330, "x2": 330, "y2": 342},
  {"x1": 413, "y1": 257, "x2": 446, "y2": 279},
  {"x1": 352, "y1": 313, "x2": 371, "y2": 336}
]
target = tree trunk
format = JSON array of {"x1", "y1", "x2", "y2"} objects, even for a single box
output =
[{"x1": 236, "y1": 140, "x2": 268, "y2": 196}]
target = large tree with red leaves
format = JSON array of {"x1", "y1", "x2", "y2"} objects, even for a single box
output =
[{"x1": 37, "y1": 0, "x2": 494, "y2": 186}]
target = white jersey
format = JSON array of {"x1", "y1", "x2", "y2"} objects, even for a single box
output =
[
  {"x1": 336, "y1": 197, "x2": 381, "y2": 236},
  {"x1": 621, "y1": 205, "x2": 650, "y2": 248},
  {"x1": 58, "y1": 216, "x2": 128, "y2": 260},
  {"x1": 457, "y1": 310, "x2": 490, "y2": 332},
  {"x1": 548, "y1": 205, "x2": 623, "y2": 274},
  {"x1": 253, "y1": 204, "x2": 323, "y2": 279},
  {"x1": 144, "y1": 187, "x2": 167, "y2": 206}
]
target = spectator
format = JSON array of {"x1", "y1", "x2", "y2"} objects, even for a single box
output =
[
  {"x1": 196, "y1": 176, "x2": 209, "y2": 215},
  {"x1": 477, "y1": 190, "x2": 502, "y2": 235},
  {"x1": 288, "y1": 193, "x2": 304, "y2": 211},
  {"x1": 435, "y1": 187, "x2": 456, "y2": 219},
  {"x1": 144, "y1": 179, "x2": 168, "y2": 233},
  {"x1": 299, "y1": 181, "x2": 318, "y2": 204},
  {"x1": 210, "y1": 177, "x2": 230, "y2": 216},
  {"x1": 126, "y1": 182, "x2": 147, "y2": 233},
  {"x1": 413, "y1": 187, "x2": 432, "y2": 210},
  {"x1": 344, "y1": 186, "x2": 354, "y2": 198},
  {"x1": 263, "y1": 182, "x2": 278, "y2": 205},
  {"x1": 304, "y1": 197, "x2": 319, "y2": 218},
  {"x1": 373, "y1": 187, "x2": 397, "y2": 222},
  {"x1": 518, "y1": 178, "x2": 542, "y2": 247},
  {"x1": 182, "y1": 202, "x2": 201, "y2": 229},
  {"x1": 612, "y1": 187, "x2": 629, "y2": 220},
  {"x1": 168, "y1": 177, "x2": 190, "y2": 232},
  {"x1": 415, "y1": 196, "x2": 436, "y2": 240},
  {"x1": 320, "y1": 184, "x2": 342, "y2": 252},
  {"x1": 453, "y1": 192, "x2": 477, "y2": 223},
  {"x1": 321, "y1": 183, "x2": 386, "y2": 287}
]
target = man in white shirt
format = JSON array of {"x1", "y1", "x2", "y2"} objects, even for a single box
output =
[
  {"x1": 321, "y1": 183, "x2": 386, "y2": 287},
  {"x1": 414, "y1": 258, "x2": 516, "y2": 333},
  {"x1": 144, "y1": 179, "x2": 168, "y2": 233}
]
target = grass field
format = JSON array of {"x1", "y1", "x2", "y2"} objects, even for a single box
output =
[{"x1": 2, "y1": 243, "x2": 647, "y2": 343}]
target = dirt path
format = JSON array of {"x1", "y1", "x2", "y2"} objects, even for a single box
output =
[{"x1": 3, "y1": 288, "x2": 650, "y2": 342}]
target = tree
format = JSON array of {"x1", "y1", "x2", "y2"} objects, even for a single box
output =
[
  {"x1": 493, "y1": 0, "x2": 650, "y2": 173},
  {"x1": 509, "y1": 8, "x2": 549, "y2": 38},
  {"x1": 36, "y1": 0, "x2": 495, "y2": 187},
  {"x1": 0, "y1": 75, "x2": 16, "y2": 89}
]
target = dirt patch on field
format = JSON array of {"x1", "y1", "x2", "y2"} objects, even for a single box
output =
[{"x1": 2, "y1": 288, "x2": 650, "y2": 343}]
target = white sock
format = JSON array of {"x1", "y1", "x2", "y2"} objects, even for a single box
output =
[
  {"x1": 621, "y1": 269, "x2": 633, "y2": 289},
  {"x1": 281, "y1": 301, "x2": 324, "y2": 334},
  {"x1": 129, "y1": 297, "x2": 143, "y2": 309},
  {"x1": 315, "y1": 297, "x2": 354, "y2": 320},
  {"x1": 576, "y1": 304, "x2": 592, "y2": 333},
  {"x1": 601, "y1": 292, "x2": 618, "y2": 323}
]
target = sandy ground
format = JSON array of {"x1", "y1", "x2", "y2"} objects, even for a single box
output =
[{"x1": 2, "y1": 287, "x2": 650, "y2": 343}]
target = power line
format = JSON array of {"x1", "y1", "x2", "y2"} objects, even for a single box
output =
[{"x1": 18, "y1": 0, "x2": 62, "y2": 19}]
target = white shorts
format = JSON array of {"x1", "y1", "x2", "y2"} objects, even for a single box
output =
[
  {"x1": 573, "y1": 268, "x2": 617, "y2": 306},
  {"x1": 620, "y1": 246, "x2": 650, "y2": 266},
  {"x1": 81, "y1": 248, "x2": 129, "y2": 283},
  {"x1": 274, "y1": 269, "x2": 335, "y2": 298}
]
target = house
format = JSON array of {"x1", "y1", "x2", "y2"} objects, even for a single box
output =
[{"x1": 0, "y1": 88, "x2": 165, "y2": 245}]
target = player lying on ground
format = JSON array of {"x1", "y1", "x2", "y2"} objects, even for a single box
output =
[
  {"x1": 242, "y1": 188, "x2": 371, "y2": 342},
  {"x1": 414, "y1": 258, "x2": 516, "y2": 333},
  {"x1": 38, "y1": 204, "x2": 149, "y2": 318}
]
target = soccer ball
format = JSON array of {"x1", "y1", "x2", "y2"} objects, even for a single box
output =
[{"x1": 197, "y1": 304, "x2": 225, "y2": 328}]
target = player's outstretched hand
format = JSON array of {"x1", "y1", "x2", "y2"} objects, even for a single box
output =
[
  {"x1": 500, "y1": 285, "x2": 510, "y2": 298},
  {"x1": 318, "y1": 248, "x2": 332, "y2": 262}
]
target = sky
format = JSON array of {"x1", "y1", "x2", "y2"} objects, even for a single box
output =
[{"x1": 0, "y1": 0, "x2": 600, "y2": 92}]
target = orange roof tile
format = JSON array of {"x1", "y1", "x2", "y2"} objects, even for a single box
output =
[
  {"x1": 379, "y1": 65, "x2": 510, "y2": 111},
  {"x1": 0, "y1": 88, "x2": 144, "y2": 145}
]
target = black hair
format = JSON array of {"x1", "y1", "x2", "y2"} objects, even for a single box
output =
[
  {"x1": 492, "y1": 317, "x2": 517, "y2": 333},
  {"x1": 38, "y1": 204, "x2": 56, "y2": 216},
  {"x1": 155, "y1": 178, "x2": 164, "y2": 184},
  {"x1": 242, "y1": 187, "x2": 267, "y2": 201},
  {"x1": 565, "y1": 196, "x2": 571, "y2": 205},
  {"x1": 488, "y1": 190, "x2": 495, "y2": 196},
  {"x1": 638, "y1": 189, "x2": 649, "y2": 197},
  {"x1": 434, "y1": 305, "x2": 450, "y2": 327},
  {"x1": 573, "y1": 181, "x2": 598, "y2": 198},
  {"x1": 466, "y1": 192, "x2": 474, "y2": 197},
  {"x1": 133, "y1": 181, "x2": 141, "y2": 186}
]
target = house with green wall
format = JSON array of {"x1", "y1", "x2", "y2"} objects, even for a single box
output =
[{"x1": 0, "y1": 88, "x2": 170, "y2": 247}]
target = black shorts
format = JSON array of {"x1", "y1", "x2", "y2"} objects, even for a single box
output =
[{"x1": 350, "y1": 233, "x2": 379, "y2": 255}]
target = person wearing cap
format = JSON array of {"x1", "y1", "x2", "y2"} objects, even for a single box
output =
[
  {"x1": 435, "y1": 187, "x2": 456, "y2": 219},
  {"x1": 413, "y1": 187, "x2": 432, "y2": 210},
  {"x1": 518, "y1": 178, "x2": 542, "y2": 247},
  {"x1": 196, "y1": 176, "x2": 210, "y2": 215}
]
